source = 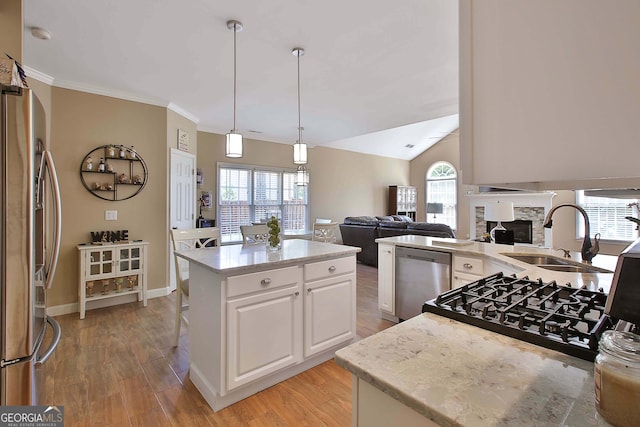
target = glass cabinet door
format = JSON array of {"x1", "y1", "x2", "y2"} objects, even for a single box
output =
[
  {"x1": 118, "y1": 246, "x2": 142, "y2": 273},
  {"x1": 87, "y1": 248, "x2": 114, "y2": 277}
]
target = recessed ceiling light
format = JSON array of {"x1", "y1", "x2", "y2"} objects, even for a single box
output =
[{"x1": 31, "y1": 27, "x2": 51, "y2": 40}]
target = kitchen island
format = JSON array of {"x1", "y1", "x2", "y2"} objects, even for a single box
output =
[
  {"x1": 176, "y1": 239, "x2": 360, "y2": 411},
  {"x1": 335, "y1": 312, "x2": 612, "y2": 427}
]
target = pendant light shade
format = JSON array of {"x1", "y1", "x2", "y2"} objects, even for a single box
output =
[
  {"x1": 226, "y1": 20, "x2": 243, "y2": 158},
  {"x1": 292, "y1": 47, "x2": 307, "y2": 165},
  {"x1": 296, "y1": 165, "x2": 309, "y2": 186},
  {"x1": 225, "y1": 132, "x2": 243, "y2": 158},
  {"x1": 293, "y1": 140, "x2": 307, "y2": 164}
]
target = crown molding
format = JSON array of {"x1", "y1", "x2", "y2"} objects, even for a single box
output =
[
  {"x1": 23, "y1": 66, "x2": 54, "y2": 85},
  {"x1": 167, "y1": 103, "x2": 199, "y2": 124}
]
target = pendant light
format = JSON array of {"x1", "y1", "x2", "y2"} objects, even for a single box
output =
[
  {"x1": 292, "y1": 47, "x2": 307, "y2": 165},
  {"x1": 225, "y1": 20, "x2": 243, "y2": 158}
]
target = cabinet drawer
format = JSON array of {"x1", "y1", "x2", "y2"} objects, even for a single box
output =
[
  {"x1": 453, "y1": 256, "x2": 484, "y2": 275},
  {"x1": 227, "y1": 266, "x2": 301, "y2": 299},
  {"x1": 304, "y1": 256, "x2": 355, "y2": 282}
]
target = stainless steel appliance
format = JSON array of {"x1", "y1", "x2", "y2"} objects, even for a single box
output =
[
  {"x1": 422, "y1": 272, "x2": 618, "y2": 361},
  {"x1": 395, "y1": 247, "x2": 450, "y2": 321},
  {"x1": 605, "y1": 237, "x2": 640, "y2": 326},
  {"x1": 1, "y1": 85, "x2": 62, "y2": 405}
]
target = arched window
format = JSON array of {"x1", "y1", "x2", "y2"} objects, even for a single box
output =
[{"x1": 426, "y1": 162, "x2": 457, "y2": 229}]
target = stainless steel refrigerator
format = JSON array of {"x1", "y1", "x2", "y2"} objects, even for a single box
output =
[{"x1": 1, "y1": 84, "x2": 62, "y2": 405}]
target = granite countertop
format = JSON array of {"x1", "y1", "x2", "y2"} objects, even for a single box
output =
[
  {"x1": 335, "y1": 312, "x2": 612, "y2": 427},
  {"x1": 375, "y1": 236, "x2": 618, "y2": 293},
  {"x1": 175, "y1": 238, "x2": 360, "y2": 275}
]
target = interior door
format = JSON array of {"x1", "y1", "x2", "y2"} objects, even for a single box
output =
[{"x1": 169, "y1": 148, "x2": 196, "y2": 292}]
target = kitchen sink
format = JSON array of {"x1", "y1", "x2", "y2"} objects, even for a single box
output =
[
  {"x1": 505, "y1": 254, "x2": 568, "y2": 265},
  {"x1": 501, "y1": 253, "x2": 612, "y2": 274}
]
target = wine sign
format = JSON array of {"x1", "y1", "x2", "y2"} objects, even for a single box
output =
[{"x1": 90, "y1": 230, "x2": 129, "y2": 244}]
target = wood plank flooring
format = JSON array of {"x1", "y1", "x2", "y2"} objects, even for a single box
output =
[{"x1": 40, "y1": 263, "x2": 394, "y2": 426}]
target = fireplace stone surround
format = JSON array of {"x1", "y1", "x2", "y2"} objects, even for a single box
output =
[{"x1": 468, "y1": 192, "x2": 556, "y2": 247}]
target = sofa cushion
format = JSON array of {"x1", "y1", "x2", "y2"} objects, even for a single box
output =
[
  {"x1": 343, "y1": 216, "x2": 379, "y2": 226},
  {"x1": 379, "y1": 220, "x2": 408, "y2": 229},
  {"x1": 376, "y1": 215, "x2": 395, "y2": 221},
  {"x1": 392, "y1": 215, "x2": 414, "y2": 222},
  {"x1": 407, "y1": 222, "x2": 455, "y2": 237}
]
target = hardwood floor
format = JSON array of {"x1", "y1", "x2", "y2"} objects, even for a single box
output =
[{"x1": 41, "y1": 263, "x2": 394, "y2": 426}]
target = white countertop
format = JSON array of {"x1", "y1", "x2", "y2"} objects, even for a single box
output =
[
  {"x1": 175, "y1": 238, "x2": 360, "y2": 275},
  {"x1": 376, "y1": 236, "x2": 618, "y2": 293},
  {"x1": 335, "y1": 313, "x2": 612, "y2": 427}
]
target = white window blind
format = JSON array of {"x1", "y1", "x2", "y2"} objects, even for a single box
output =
[
  {"x1": 577, "y1": 191, "x2": 639, "y2": 241},
  {"x1": 218, "y1": 165, "x2": 309, "y2": 243}
]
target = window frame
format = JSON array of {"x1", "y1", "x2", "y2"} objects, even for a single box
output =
[
  {"x1": 425, "y1": 161, "x2": 457, "y2": 230},
  {"x1": 217, "y1": 163, "x2": 309, "y2": 243}
]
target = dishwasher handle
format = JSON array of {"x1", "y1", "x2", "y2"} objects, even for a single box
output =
[{"x1": 395, "y1": 247, "x2": 451, "y2": 265}]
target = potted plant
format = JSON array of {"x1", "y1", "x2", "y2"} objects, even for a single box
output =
[{"x1": 266, "y1": 216, "x2": 281, "y2": 252}]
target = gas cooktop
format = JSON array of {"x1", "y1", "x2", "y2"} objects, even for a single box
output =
[{"x1": 422, "y1": 272, "x2": 617, "y2": 361}]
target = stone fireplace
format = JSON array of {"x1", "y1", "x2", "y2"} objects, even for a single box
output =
[{"x1": 467, "y1": 192, "x2": 556, "y2": 246}]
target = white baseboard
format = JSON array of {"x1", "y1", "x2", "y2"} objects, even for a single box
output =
[{"x1": 46, "y1": 286, "x2": 172, "y2": 317}]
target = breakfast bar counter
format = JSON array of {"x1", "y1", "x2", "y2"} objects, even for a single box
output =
[
  {"x1": 335, "y1": 312, "x2": 612, "y2": 427},
  {"x1": 176, "y1": 239, "x2": 360, "y2": 411}
]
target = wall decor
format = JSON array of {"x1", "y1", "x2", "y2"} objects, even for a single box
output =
[
  {"x1": 80, "y1": 145, "x2": 148, "y2": 201},
  {"x1": 178, "y1": 129, "x2": 190, "y2": 152},
  {"x1": 200, "y1": 191, "x2": 212, "y2": 209}
]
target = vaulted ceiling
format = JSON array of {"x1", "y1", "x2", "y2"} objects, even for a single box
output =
[{"x1": 23, "y1": 0, "x2": 459, "y2": 160}]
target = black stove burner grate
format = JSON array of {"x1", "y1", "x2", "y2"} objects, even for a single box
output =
[{"x1": 422, "y1": 272, "x2": 617, "y2": 361}]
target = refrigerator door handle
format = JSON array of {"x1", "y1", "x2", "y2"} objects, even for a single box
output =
[
  {"x1": 43, "y1": 150, "x2": 62, "y2": 290},
  {"x1": 35, "y1": 317, "x2": 61, "y2": 365}
]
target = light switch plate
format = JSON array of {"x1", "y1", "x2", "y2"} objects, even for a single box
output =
[{"x1": 105, "y1": 210, "x2": 118, "y2": 221}]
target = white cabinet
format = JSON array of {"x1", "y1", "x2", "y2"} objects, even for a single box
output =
[
  {"x1": 303, "y1": 257, "x2": 356, "y2": 358},
  {"x1": 452, "y1": 254, "x2": 523, "y2": 289},
  {"x1": 460, "y1": 0, "x2": 640, "y2": 190},
  {"x1": 226, "y1": 266, "x2": 302, "y2": 391},
  {"x1": 184, "y1": 246, "x2": 359, "y2": 412},
  {"x1": 77, "y1": 242, "x2": 148, "y2": 319},
  {"x1": 377, "y1": 244, "x2": 395, "y2": 318}
]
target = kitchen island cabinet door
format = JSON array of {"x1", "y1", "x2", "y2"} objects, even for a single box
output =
[
  {"x1": 304, "y1": 274, "x2": 355, "y2": 358},
  {"x1": 226, "y1": 284, "x2": 302, "y2": 391},
  {"x1": 377, "y1": 244, "x2": 395, "y2": 316}
]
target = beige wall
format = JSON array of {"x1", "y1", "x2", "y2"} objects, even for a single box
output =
[
  {"x1": 48, "y1": 88, "x2": 168, "y2": 307},
  {"x1": 0, "y1": 0, "x2": 22, "y2": 62},
  {"x1": 196, "y1": 132, "x2": 409, "y2": 226},
  {"x1": 410, "y1": 132, "x2": 474, "y2": 238}
]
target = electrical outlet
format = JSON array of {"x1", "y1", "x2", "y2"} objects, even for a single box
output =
[{"x1": 105, "y1": 210, "x2": 118, "y2": 221}]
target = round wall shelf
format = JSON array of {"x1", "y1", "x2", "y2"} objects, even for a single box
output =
[{"x1": 80, "y1": 145, "x2": 148, "y2": 201}]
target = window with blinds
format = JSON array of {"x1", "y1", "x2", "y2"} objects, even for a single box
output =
[
  {"x1": 576, "y1": 191, "x2": 639, "y2": 241},
  {"x1": 218, "y1": 165, "x2": 308, "y2": 243},
  {"x1": 426, "y1": 161, "x2": 457, "y2": 229}
]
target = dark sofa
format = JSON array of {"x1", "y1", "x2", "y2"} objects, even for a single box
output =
[{"x1": 339, "y1": 216, "x2": 456, "y2": 267}]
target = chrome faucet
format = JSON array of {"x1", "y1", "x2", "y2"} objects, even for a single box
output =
[{"x1": 543, "y1": 203, "x2": 600, "y2": 264}]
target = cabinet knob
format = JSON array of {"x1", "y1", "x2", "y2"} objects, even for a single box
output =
[
  {"x1": 307, "y1": 288, "x2": 312, "y2": 294},
  {"x1": 463, "y1": 263, "x2": 473, "y2": 269},
  {"x1": 294, "y1": 291, "x2": 300, "y2": 297},
  {"x1": 328, "y1": 266, "x2": 336, "y2": 272},
  {"x1": 260, "y1": 278, "x2": 271, "y2": 286}
]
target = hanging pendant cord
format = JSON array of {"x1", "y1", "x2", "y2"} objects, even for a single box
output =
[
  {"x1": 297, "y1": 50, "x2": 302, "y2": 143},
  {"x1": 233, "y1": 22, "x2": 237, "y2": 132}
]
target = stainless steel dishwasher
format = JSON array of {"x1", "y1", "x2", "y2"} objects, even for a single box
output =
[{"x1": 395, "y1": 246, "x2": 451, "y2": 320}]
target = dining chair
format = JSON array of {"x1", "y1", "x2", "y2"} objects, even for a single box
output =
[
  {"x1": 312, "y1": 221, "x2": 340, "y2": 243},
  {"x1": 170, "y1": 227, "x2": 220, "y2": 347},
  {"x1": 240, "y1": 224, "x2": 269, "y2": 244}
]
